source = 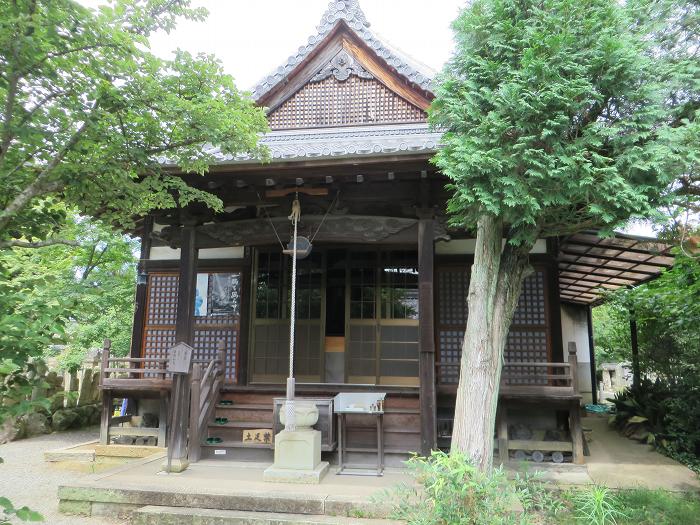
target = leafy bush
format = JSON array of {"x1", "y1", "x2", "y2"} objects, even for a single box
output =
[
  {"x1": 513, "y1": 471, "x2": 566, "y2": 519},
  {"x1": 386, "y1": 450, "x2": 524, "y2": 525},
  {"x1": 0, "y1": 359, "x2": 50, "y2": 425},
  {"x1": 0, "y1": 493, "x2": 43, "y2": 524}
]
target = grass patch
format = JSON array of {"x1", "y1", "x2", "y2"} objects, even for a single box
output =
[
  {"x1": 533, "y1": 487, "x2": 700, "y2": 525},
  {"x1": 615, "y1": 488, "x2": 700, "y2": 524}
]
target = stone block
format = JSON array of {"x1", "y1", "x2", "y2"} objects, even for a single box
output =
[
  {"x1": 161, "y1": 457, "x2": 189, "y2": 473},
  {"x1": 91, "y1": 502, "x2": 143, "y2": 518},
  {"x1": 58, "y1": 499, "x2": 92, "y2": 516},
  {"x1": 263, "y1": 461, "x2": 330, "y2": 484},
  {"x1": 272, "y1": 429, "x2": 322, "y2": 470}
]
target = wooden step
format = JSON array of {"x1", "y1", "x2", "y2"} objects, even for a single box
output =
[
  {"x1": 201, "y1": 440, "x2": 272, "y2": 449},
  {"x1": 209, "y1": 421, "x2": 273, "y2": 430},
  {"x1": 216, "y1": 403, "x2": 272, "y2": 410}
]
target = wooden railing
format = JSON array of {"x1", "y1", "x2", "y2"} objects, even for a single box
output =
[
  {"x1": 100, "y1": 341, "x2": 170, "y2": 391},
  {"x1": 435, "y1": 345, "x2": 580, "y2": 399},
  {"x1": 188, "y1": 341, "x2": 226, "y2": 462}
]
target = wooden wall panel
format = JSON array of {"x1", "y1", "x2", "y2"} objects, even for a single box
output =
[{"x1": 268, "y1": 76, "x2": 427, "y2": 130}]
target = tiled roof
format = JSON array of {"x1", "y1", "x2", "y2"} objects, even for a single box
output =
[
  {"x1": 252, "y1": 0, "x2": 435, "y2": 101},
  {"x1": 179, "y1": 123, "x2": 441, "y2": 166}
]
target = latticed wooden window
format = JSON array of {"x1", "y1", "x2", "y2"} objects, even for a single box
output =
[
  {"x1": 435, "y1": 266, "x2": 551, "y2": 385},
  {"x1": 142, "y1": 272, "x2": 241, "y2": 382},
  {"x1": 267, "y1": 76, "x2": 427, "y2": 130},
  {"x1": 436, "y1": 267, "x2": 470, "y2": 384}
]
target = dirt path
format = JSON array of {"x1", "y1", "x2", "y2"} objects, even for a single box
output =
[{"x1": 0, "y1": 427, "x2": 123, "y2": 525}]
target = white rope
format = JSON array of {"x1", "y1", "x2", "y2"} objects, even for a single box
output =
[
  {"x1": 310, "y1": 190, "x2": 340, "y2": 243},
  {"x1": 284, "y1": 197, "x2": 300, "y2": 431}
]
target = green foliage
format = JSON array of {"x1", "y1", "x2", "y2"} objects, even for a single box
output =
[
  {"x1": 0, "y1": 358, "x2": 51, "y2": 425},
  {"x1": 592, "y1": 302, "x2": 631, "y2": 365},
  {"x1": 387, "y1": 450, "x2": 524, "y2": 525},
  {"x1": 0, "y1": 497, "x2": 43, "y2": 524},
  {"x1": 512, "y1": 471, "x2": 566, "y2": 518},
  {"x1": 431, "y1": 0, "x2": 673, "y2": 246},
  {"x1": 0, "y1": 214, "x2": 136, "y2": 365},
  {"x1": 615, "y1": 488, "x2": 700, "y2": 525},
  {"x1": 0, "y1": 0, "x2": 268, "y2": 246},
  {"x1": 626, "y1": 0, "x2": 700, "y2": 225},
  {"x1": 571, "y1": 486, "x2": 626, "y2": 525}
]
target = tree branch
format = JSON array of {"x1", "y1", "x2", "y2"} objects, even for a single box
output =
[
  {"x1": 0, "y1": 104, "x2": 97, "y2": 234},
  {"x1": 0, "y1": 238, "x2": 79, "y2": 249}
]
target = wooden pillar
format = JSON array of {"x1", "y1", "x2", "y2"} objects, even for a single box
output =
[
  {"x1": 129, "y1": 216, "x2": 153, "y2": 359},
  {"x1": 169, "y1": 226, "x2": 198, "y2": 468},
  {"x1": 630, "y1": 314, "x2": 641, "y2": 390},
  {"x1": 99, "y1": 339, "x2": 112, "y2": 445},
  {"x1": 418, "y1": 215, "x2": 437, "y2": 456},
  {"x1": 568, "y1": 342, "x2": 584, "y2": 464},
  {"x1": 587, "y1": 306, "x2": 598, "y2": 404},
  {"x1": 175, "y1": 225, "x2": 198, "y2": 346}
]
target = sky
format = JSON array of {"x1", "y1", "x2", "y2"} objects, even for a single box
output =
[{"x1": 81, "y1": 0, "x2": 461, "y2": 91}]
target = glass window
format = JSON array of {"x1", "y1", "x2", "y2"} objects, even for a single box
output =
[
  {"x1": 292, "y1": 252, "x2": 323, "y2": 320},
  {"x1": 380, "y1": 251, "x2": 419, "y2": 320},
  {"x1": 349, "y1": 252, "x2": 377, "y2": 320},
  {"x1": 256, "y1": 252, "x2": 283, "y2": 319}
]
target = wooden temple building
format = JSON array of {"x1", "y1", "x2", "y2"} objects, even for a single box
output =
[{"x1": 101, "y1": 0, "x2": 674, "y2": 467}]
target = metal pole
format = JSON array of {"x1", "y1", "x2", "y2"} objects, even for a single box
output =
[{"x1": 630, "y1": 313, "x2": 641, "y2": 390}]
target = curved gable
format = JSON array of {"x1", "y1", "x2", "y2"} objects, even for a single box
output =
[{"x1": 254, "y1": 1, "x2": 434, "y2": 131}]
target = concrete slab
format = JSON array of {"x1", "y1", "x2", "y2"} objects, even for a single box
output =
[
  {"x1": 59, "y1": 456, "x2": 411, "y2": 519},
  {"x1": 263, "y1": 461, "x2": 330, "y2": 484},
  {"x1": 583, "y1": 416, "x2": 700, "y2": 492},
  {"x1": 134, "y1": 506, "x2": 406, "y2": 525}
]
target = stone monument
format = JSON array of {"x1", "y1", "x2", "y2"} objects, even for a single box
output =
[{"x1": 263, "y1": 400, "x2": 329, "y2": 483}]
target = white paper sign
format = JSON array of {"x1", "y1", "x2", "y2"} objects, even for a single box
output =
[{"x1": 167, "y1": 342, "x2": 193, "y2": 374}]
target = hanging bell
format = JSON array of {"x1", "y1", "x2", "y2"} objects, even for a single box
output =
[{"x1": 283, "y1": 236, "x2": 312, "y2": 259}]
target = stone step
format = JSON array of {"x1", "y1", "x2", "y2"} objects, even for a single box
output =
[{"x1": 134, "y1": 506, "x2": 405, "y2": 525}]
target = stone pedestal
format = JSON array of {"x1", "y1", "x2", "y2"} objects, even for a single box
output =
[
  {"x1": 161, "y1": 457, "x2": 189, "y2": 473},
  {"x1": 263, "y1": 401, "x2": 329, "y2": 484}
]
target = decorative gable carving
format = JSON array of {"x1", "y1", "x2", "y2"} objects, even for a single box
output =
[{"x1": 310, "y1": 49, "x2": 373, "y2": 83}]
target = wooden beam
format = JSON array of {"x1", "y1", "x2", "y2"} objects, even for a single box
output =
[
  {"x1": 341, "y1": 35, "x2": 433, "y2": 110},
  {"x1": 129, "y1": 216, "x2": 153, "y2": 359},
  {"x1": 265, "y1": 187, "x2": 329, "y2": 198},
  {"x1": 418, "y1": 217, "x2": 437, "y2": 455}
]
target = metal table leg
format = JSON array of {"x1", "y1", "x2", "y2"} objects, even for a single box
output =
[{"x1": 378, "y1": 413, "x2": 384, "y2": 475}]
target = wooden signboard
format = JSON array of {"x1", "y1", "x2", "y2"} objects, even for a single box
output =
[
  {"x1": 167, "y1": 342, "x2": 193, "y2": 374},
  {"x1": 242, "y1": 429, "x2": 273, "y2": 446}
]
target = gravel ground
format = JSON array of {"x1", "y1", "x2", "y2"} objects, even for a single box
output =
[{"x1": 0, "y1": 427, "x2": 123, "y2": 525}]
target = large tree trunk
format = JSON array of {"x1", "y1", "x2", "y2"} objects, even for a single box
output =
[{"x1": 450, "y1": 213, "x2": 532, "y2": 471}]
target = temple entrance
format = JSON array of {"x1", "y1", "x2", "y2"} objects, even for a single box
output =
[{"x1": 249, "y1": 247, "x2": 420, "y2": 386}]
